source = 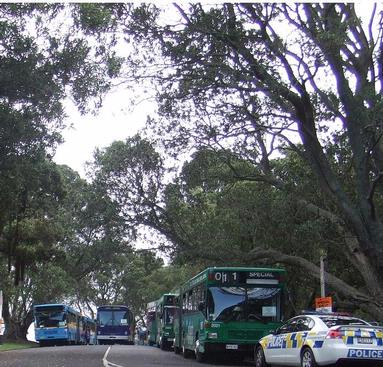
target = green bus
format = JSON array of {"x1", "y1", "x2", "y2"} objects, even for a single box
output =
[
  {"x1": 173, "y1": 267, "x2": 285, "y2": 362},
  {"x1": 146, "y1": 293, "x2": 178, "y2": 349},
  {"x1": 146, "y1": 300, "x2": 157, "y2": 346},
  {"x1": 156, "y1": 293, "x2": 178, "y2": 350}
]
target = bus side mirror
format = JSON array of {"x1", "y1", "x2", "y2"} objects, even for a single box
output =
[{"x1": 198, "y1": 302, "x2": 205, "y2": 312}]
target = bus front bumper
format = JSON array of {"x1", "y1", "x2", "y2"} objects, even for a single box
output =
[
  {"x1": 97, "y1": 335, "x2": 131, "y2": 341},
  {"x1": 204, "y1": 342, "x2": 254, "y2": 355}
]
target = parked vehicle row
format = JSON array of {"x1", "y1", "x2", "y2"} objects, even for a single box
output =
[
  {"x1": 33, "y1": 303, "x2": 134, "y2": 347},
  {"x1": 145, "y1": 267, "x2": 383, "y2": 366},
  {"x1": 146, "y1": 267, "x2": 286, "y2": 362}
]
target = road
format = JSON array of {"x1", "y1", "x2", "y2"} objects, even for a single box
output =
[{"x1": 0, "y1": 344, "x2": 255, "y2": 367}]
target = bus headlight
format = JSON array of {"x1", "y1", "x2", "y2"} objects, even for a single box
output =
[{"x1": 208, "y1": 332, "x2": 218, "y2": 339}]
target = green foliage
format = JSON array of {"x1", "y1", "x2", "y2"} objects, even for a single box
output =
[
  {"x1": 90, "y1": 135, "x2": 166, "y2": 232},
  {"x1": 76, "y1": 4, "x2": 114, "y2": 33},
  {"x1": 163, "y1": 148, "x2": 365, "y2": 312},
  {"x1": 0, "y1": 3, "x2": 125, "y2": 337},
  {"x1": 113, "y1": 3, "x2": 383, "y2": 318},
  {"x1": 0, "y1": 3, "x2": 123, "y2": 286}
]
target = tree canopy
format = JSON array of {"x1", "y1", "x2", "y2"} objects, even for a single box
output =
[
  {"x1": 2, "y1": 2, "x2": 383, "y2": 340},
  {"x1": 102, "y1": 3, "x2": 383, "y2": 319}
]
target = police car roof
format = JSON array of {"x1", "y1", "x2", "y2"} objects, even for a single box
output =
[{"x1": 300, "y1": 310, "x2": 352, "y2": 317}]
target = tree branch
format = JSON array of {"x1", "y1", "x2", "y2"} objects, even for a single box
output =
[{"x1": 248, "y1": 247, "x2": 377, "y2": 305}]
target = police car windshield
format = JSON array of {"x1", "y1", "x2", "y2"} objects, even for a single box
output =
[
  {"x1": 319, "y1": 316, "x2": 368, "y2": 328},
  {"x1": 207, "y1": 287, "x2": 281, "y2": 322}
]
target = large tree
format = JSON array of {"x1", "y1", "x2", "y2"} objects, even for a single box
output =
[
  {"x1": 110, "y1": 3, "x2": 383, "y2": 319},
  {"x1": 165, "y1": 148, "x2": 367, "y2": 316},
  {"x1": 0, "y1": 3, "x2": 123, "y2": 339},
  {"x1": 0, "y1": 3, "x2": 121, "y2": 280}
]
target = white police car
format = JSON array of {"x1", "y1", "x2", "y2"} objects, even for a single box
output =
[{"x1": 254, "y1": 313, "x2": 383, "y2": 367}]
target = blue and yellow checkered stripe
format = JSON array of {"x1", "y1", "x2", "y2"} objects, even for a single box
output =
[
  {"x1": 262, "y1": 329, "x2": 383, "y2": 351},
  {"x1": 264, "y1": 332, "x2": 324, "y2": 350},
  {"x1": 341, "y1": 330, "x2": 383, "y2": 345},
  {"x1": 285, "y1": 332, "x2": 308, "y2": 348}
]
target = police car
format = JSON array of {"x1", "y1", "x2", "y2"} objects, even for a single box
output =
[{"x1": 254, "y1": 313, "x2": 383, "y2": 367}]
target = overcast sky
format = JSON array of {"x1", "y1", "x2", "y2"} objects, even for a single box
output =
[{"x1": 54, "y1": 86, "x2": 155, "y2": 177}]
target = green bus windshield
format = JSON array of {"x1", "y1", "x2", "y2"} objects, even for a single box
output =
[
  {"x1": 207, "y1": 286, "x2": 281, "y2": 322},
  {"x1": 164, "y1": 306, "x2": 176, "y2": 324}
]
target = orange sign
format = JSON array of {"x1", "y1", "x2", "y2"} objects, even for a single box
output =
[{"x1": 315, "y1": 296, "x2": 332, "y2": 312}]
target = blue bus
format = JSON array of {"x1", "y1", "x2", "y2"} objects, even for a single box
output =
[
  {"x1": 33, "y1": 303, "x2": 81, "y2": 346},
  {"x1": 96, "y1": 305, "x2": 135, "y2": 345}
]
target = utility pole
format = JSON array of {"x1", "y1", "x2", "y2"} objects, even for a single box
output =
[{"x1": 320, "y1": 250, "x2": 327, "y2": 297}]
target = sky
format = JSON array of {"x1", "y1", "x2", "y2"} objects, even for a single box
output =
[{"x1": 54, "y1": 87, "x2": 155, "y2": 178}]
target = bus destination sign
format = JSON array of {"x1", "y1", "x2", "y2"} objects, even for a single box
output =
[{"x1": 209, "y1": 270, "x2": 280, "y2": 286}]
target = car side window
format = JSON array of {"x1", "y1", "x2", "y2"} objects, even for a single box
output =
[
  {"x1": 295, "y1": 317, "x2": 308, "y2": 332},
  {"x1": 306, "y1": 317, "x2": 315, "y2": 330},
  {"x1": 295, "y1": 317, "x2": 315, "y2": 332},
  {"x1": 278, "y1": 318, "x2": 298, "y2": 334}
]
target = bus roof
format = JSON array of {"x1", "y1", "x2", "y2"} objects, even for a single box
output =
[
  {"x1": 205, "y1": 266, "x2": 285, "y2": 272},
  {"x1": 33, "y1": 303, "x2": 80, "y2": 314},
  {"x1": 34, "y1": 303, "x2": 71, "y2": 309},
  {"x1": 97, "y1": 305, "x2": 130, "y2": 310}
]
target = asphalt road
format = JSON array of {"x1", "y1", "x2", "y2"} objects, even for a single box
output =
[{"x1": 0, "y1": 344, "x2": 255, "y2": 367}]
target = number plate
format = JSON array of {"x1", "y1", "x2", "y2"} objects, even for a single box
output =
[
  {"x1": 226, "y1": 344, "x2": 238, "y2": 350},
  {"x1": 357, "y1": 337, "x2": 373, "y2": 344}
]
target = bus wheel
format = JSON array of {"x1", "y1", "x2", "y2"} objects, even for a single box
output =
[
  {"x1": 182, "y1": 344, "x2": 191, "y2": 358},
  {"x1": 195, "y1": 339, "x2": 206, "y2": 363},
  {"x1": 174, "y1": 345, "x2": 181, "y2": 354}
]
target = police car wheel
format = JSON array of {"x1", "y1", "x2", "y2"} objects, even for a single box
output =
[
  {"x1": 301, "y1": 347, "x2": 318, "y2": 367},
  {"x1": 254, "y1": 346, "x2": 269, "y2": 367}
]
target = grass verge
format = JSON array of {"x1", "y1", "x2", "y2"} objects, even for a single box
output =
[{"x1": 0, "y1": 340, "x2": 38, "y2": 352}]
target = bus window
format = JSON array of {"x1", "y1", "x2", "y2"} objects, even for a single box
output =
[
  {"x1": 34, "y1": 306, "x2": 66, "y2": 328},
  {"x1": 99, "y1": 312, "x2": 113, "y2": 326},
  {"x1": 114, "y1": 310, "x2": 130, "y2": 325},
  {"x1": 207, "y1": 287, "x2": 281, "y2": 322},
  {"x1": 164, "y1": 307, "x2": 176, "y2": 324}
]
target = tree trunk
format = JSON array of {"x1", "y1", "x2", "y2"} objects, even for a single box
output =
[{"x1": 2, "y1": 297, "x2": 32, "y2": 341}]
